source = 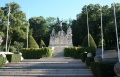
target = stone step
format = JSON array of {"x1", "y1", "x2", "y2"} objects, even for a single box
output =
[
  {"x1": 0, "y1": 57, "x2": 93, "y2": 77},
  {"x1": 22, "y1": 57, "x2": 81, "y2": 62},
  {"x1": 5, "y1": 63, "x2": 87, "y2": 69},
  {"x1": 0, "y1": 74, "x2": 93, "y2": 77},
  {"x1": 21, "y1": 60, "x2": 81, "y2": 63},
  {"x1": 0, "y1": 69, "x2": 92, "y2": 74}
]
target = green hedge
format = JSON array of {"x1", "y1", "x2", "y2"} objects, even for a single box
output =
[
  {"x1": 6, "y1": 54, "x2": 21, "y2": 62},
  {"x1": 86, "y1": 57, "x2": 94, "y2": 67},
  {"x1": 91, "y1": 62, "x2": 117, "y2": 77},
  {"x1": 0, "y1": 56, "x2": 6, "y2": 67},
  {"x1": 64, "y1": 47, "x2": 82, "y2": 58},
  {"x1": 20, "y1": 47, "x2": 52, "y2": 59},
  {"x1": 64, "y1": 47, "x2": 96, "y2": 59}
]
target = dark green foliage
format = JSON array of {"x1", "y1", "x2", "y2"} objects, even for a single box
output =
[
  {"x1": 80, "y1": 53, "x2": 87, "y2": 62},
  {"x1": 29, "y1": 16, "x2": 49, "y2": 45},
  {"x1": 0, "y1": 32, "x2": 5, "y2": 38},
  {"x1": 14, "y1": 41, "x2": 24, "y2": 51},
  {"x1": 64, "y1": 47, "x2": 96, "y2": 59},
  {"x1": 9, "y1": 46, "x2": 16, "y2": 52},
  {"x1": 82, "y1": 34, "x2": 97, "y2": 48},
  {"x1": 0, "y1": 56, "x2": 6, "y2": 67},
  {"x1": 91, "y1": 62, "x2": 117, "y2": 77},
  {"x1": 64, "y1": 47, "x2": 83, "y2": 59},
  {"x1": 6, "y1": 54, "x2": 21, "y2": 62},
  {"x1": 20, "y1": 47, "x2": 52, "y2": 59},
  {"x1": 86, "y1": 57, "x2": 94, "y2": 67},
  {"x1": 82, "y1": 47, "x2": 96, "y2": 57},
  {"x1": 39, "y1": 39, "x2": 46, "y2": 48},
  {"x1": 28, "y1": 35, "x2": 39, "y2": 48}
]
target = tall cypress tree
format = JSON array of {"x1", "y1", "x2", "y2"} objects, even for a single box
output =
[
  {"x1": 28, "y1": 35, "x2": 39, "y2": 48},
  {"x1": 39, "y1": 39, "x2": 46, "y2": 48},
  {"x1": 82, "y1": 34, "x2": 97, "y2": 48}
]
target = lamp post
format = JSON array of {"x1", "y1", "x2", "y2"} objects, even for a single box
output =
[
  {"x1": 86, "y1": 5, "x2": 90, "y2": 47},
  {"x1": 27, "y1": 10, "x2": 29, "y2": 48},
  {"x1": 0, "y1": 36, "x2": 3, "y2": 45},
  {"x1": 113, "y1": 3, "x2": 120, "y2": 77},
  {"x1": 6, "y1": 5, "x2": 10, "y2": 52},
  {"x1": 100, "y1": 6, "x2": 104, "y2": 59},
  {"x1": 113, "y1": 3, "x2": 120, "y2": 62}
]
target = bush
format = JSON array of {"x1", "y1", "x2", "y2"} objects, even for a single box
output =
[
  {"x1": 82, "y1": 47, "x2": 96, "y2": 57},
  {"x1": 9, "y1": 46, "x2": 16, "y2": 52},
  {"x1": 28, "y1": 35, "x2": 39, "y2": 48},
  {"x1": 64, "y1": 47, "x2": 83, "y2": 59},
  {"x1": 0, "y1": 56, "x2": 6, "y2": 67},
  {"x1": 6, "y1": 54, "x2": 21, "y2": 62},
  {"x1": 64, "y1": 47, "x2": 96, "y2": 59},
  {"x1": 91, "y1": 62, "x2": 117, "y2": 77},
  {"x1": 82, "y1": 34, "x2": 97, "y2": 48},
  {"x1": 20, "y1": 47, "x2": 52, "y2": 59},
  {"x1": 39, "y1": 39, "x2": 46, "y2": 48},
  {"x1": 80, "y1": 53, "x2": 87, "y2": 62},
  {"x1": 86, "y1": 57, "x2": 94, "y2": 67}
]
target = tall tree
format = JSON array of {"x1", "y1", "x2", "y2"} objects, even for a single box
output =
[
  {"x1": 29, "y1": 16, "x2": 49, "y2": 44},
  {"x1": 1, "y1": 2, "x2": 28, "y2": 48},
  {"x1": 72, "y1": 3, "x2": 120, "y2": 49}
]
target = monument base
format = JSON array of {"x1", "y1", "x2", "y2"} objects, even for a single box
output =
[{"x1": 49, "y1": 45, "x2": 72, "y2": 57}]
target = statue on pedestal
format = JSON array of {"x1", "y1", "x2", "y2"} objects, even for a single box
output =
[{"x1": 49, "y1": 26, "x2": 73, "y2": 46}]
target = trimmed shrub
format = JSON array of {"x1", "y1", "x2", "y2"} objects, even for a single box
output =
[
  {"x1": 86, "y1": 57, "x2": 94, "y2": 67},
  {"x1": 82, "y1": 34, "x2": 97, "y2": 48},
  {"x1": 28, "y1": 35, "x2": 39, "y2": 48},
  {"x1": 91, "y1": 62, "x2": 117, "y2": 77},
  {"x1": 80, "y1": 53, "x2": 87, "y2": 62},
  {"x1": 64, "y1": 47, "x2": 83, "y2": 59},
  {"x1": 39, "y1": 39, "x2": 46, "y2": 48},
  {"x1": 0, "y1": 56, "x2": 6, "y2": 67},
  {"x1": 20, "y1": 47, "x2": 52, "y2": 59},
  {"x1": 6, "y1": 54, "x2": 21, "y2": 62},
  {"x1": 64, "y1": 47, "x2": 96, "y2": 59},
  {"x1": 82, "y1": 47, "x2": 96, "y2": 57}
]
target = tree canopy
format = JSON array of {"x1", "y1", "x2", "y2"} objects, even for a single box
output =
[{"x1": 0, "y1": 2, "x2": 120, "y2": 50}]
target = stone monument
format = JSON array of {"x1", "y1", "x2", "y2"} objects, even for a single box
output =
[
  {"x1": 49, "y1": 20, "x2": 72, "y2": 46},
  {"x1": 49, "y1": 25, "x2": 73, "y2": 57},
  {"x1": 49, "y1": 26, "x2": 73, "y2": 47}
]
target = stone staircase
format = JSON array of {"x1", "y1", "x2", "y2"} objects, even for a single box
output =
[
  {"x1": 52, "y1": 46, "x2": 66, "y2": 57},
  {"x1": 0, "y1": 57, "x2": 93, "y2": 77}
]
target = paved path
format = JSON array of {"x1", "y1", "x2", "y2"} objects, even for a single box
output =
[{"x1": 96, "y1": 48, "x2": 118, "y2": 61}]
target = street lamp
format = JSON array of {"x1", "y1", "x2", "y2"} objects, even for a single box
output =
[
  {"x1": 0, "y1": 36, "x2": 3, "y2": 45},
  {"x1": 6, "y1": 5, "x2": 10, "y2": 52}
]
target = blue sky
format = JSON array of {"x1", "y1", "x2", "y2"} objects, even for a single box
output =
[{"x1": 0, "y1": 0, "x2": 120, "y2": 20}]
